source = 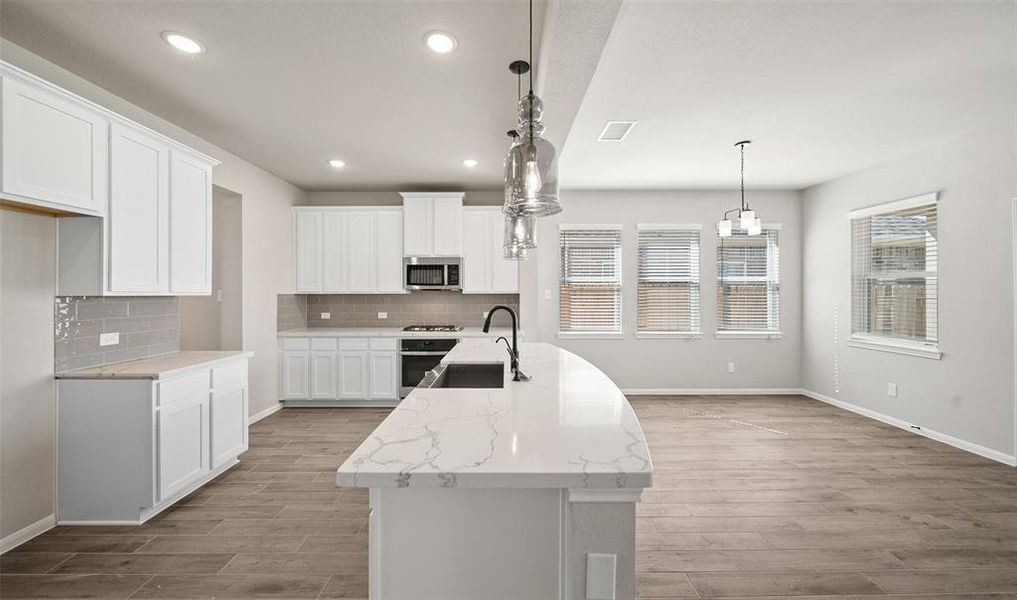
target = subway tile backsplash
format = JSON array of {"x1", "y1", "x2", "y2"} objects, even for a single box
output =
[
  {"x1": 277, "y1": 293, "x2": 520, "y2": 331},
  {"x1": 54, "y1": 296, "x2": 180, "y2": 372}
]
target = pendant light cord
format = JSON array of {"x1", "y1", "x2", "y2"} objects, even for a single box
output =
[
  {"x1": 740, "y1": 142, "x2": 746, "y2": 212},
  {"x1": 528, "y1": 0, "x2": 534, "y2": 142}
]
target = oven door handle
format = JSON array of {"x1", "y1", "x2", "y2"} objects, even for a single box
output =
[{"x1": 400, "y1": 351, "x2": 450, "y2": 356}]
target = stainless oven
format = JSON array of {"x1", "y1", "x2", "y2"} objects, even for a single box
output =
[
  {"x1": 404, "y1": 257, "x2": 461, "y2": 291},
  {"x1": 400, "y1": 338, "x2": 459, "y2": 397}
]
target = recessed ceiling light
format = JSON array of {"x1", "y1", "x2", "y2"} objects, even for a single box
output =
[
  {"x1": 462, "y1": 159, "x2": 478, "y2": 168},
  {"x1": 425, "y1": 31, "x2": 457, "y2": 54},
  {"x1": 161, "y1": 31, "x2": 205, "y2": 55},
  {"x1": 327, "y1": 159, "x2": 346, "y2": 169}
]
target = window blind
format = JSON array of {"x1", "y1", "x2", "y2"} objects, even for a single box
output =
[
  {"x1": 851, "y1": 200, "x2": 937, "y2": 344},
  {"x1": 716, "y1": 228, "x2": 780, "y2": 332},
  {"x1": 637, "y1": 226, "x2": 700, "y2": 333},
  {"x1": 559, "y1": 226, "x2": 622, "y2": 332}
]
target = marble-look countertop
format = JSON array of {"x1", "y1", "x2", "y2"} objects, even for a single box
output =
[
  {"x1": 56, "y1": 351, "x2": 254, "y2": 380},
  {"x1": 337, "y1": 340, "x2": 653, "y2": 490},
  {"x1": 278, "y1": 326, "x2": 520, "y2": 339}
]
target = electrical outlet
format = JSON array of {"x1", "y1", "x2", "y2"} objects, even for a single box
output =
[
  {"x1": 320, "y1": 312, "x2": 331, "y2": 320},
  {"x1": 727, "y1": 362, "x2": 735, "y2": 374},
  {"x1": 482, "y1": 311, "x2": 489, "y2": 319},
  {"x1": 586, "y1": 553, "x2": 617, "y2": 600},
  {"x1": 99, "y1": 332, "x2": 119, "y2": 347},
  {"x1": 378, "y1": 312, "x2": 388, "y2": 319},
  {"x1": 888, "y1": 382, "x2": 898, "y2": 397}
]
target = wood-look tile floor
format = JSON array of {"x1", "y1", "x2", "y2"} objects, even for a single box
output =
[{"x1": 3, "y1": 395, "x2": 1017, "y2": 599}]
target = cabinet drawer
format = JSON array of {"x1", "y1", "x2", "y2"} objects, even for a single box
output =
[
  {"x1": 281, "y1": 337, "x2": 310, "y2": 351},
  {"x1": 311, "y1": 338, "x2": 338, "y2": 351},
  {"x1": 159, "y1": 369, "x2": 211, "y2": 406},
  {"x1": 339, "y1": 338, "x2": 369, "y2": 351},
  {"x1": 212, "y1": 360, "x2": 248, "y2": 388},
  {"x1": 370, "y1": 337, "x2": 397, "y2": 351}
]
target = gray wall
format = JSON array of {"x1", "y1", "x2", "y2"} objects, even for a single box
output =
[
  {"x1": 55, "y1": 297, "x2": 179, "y2": 372},
  {"x1": 802, "y1": 121, "x2": 1017, "y2": 458},
  {"x1": 305, "y1": 190, "x2": 503, "y2": 207},
  {"x1": 1, "y1": 209, "x2": 56, "y2": 540},
  {"x1": 523, "y1": 190, "x2": 803, "y2": 391}
]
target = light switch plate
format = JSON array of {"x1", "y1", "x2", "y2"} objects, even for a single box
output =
[
  {"x1": 320, "y1": 312, "x2": 331, "y2": 320},
  {"x1": 544, "y1": 288, "x2": 552, "y2": 300},
  {"x1": 888, "y1": 382, "x2": 898, "y2": 397},
  {"x1": 586, "y1": 553, "x2": 616, "y2": 600},
  {"x1": 99, "y1": 332, "x2": 119, "y2": 347},
  {"x1": 378, "y1": 312, "x2": 388, "y2": 319},
  {"x1": 727, "y1": 362, "x2": 736, "y2": 374}
]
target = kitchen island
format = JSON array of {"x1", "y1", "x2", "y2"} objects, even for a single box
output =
[{"x1": 337, "y1": 340, "x2": 652, "y2": 600}]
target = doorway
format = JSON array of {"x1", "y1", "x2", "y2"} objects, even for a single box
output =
[{"x1": 180, "y1": 186, "x2": 242, "y2": 350}]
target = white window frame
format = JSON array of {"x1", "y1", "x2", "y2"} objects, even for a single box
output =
[
  {"x1": 557, "y1": 224, "x2": 625, "y2": 339},
  {"x1": 715, "y1": 223, "x2": 782, "y2": 340},
  {"x1": 635, "y1": 224, "x2": 702, "y2": 339},
  {"x1": 847, "y1": 192, "x2": 941, "y2": 360}
]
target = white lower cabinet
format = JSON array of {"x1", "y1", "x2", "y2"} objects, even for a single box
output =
[
  {"x1": 280, "y1": 336, "x2": 398, "y2": 404},
  {"x1": 158, "y1": 394, "x2": 209, "y2": 502},
  {"x1": 56, "y1": 356, "x2": 250, "y2": 524}
]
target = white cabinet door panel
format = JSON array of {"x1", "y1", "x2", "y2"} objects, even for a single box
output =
[
  {"x1": 432, "y1": 197, "x2": 463, "y2": 256},
  {"x1": 339, "y1": 351, "x2": 370, "y2": 399},
  {"x1": 369, "y1": 351, "x2": 398, "y2": 401},
  {"x1": 347, "y1": 211, "x2": 377, "y2": 293},
  {"x1": 109, "y1": 124, "x2": 170, "y2": 293},
  {"x1": 158, "y1": 395, "x2": 209, "y2": 501},
  {"x1": 1, "y1": 75, "x2": 108, "y2": 214},
  {"x1": 169, "y1": 150, "x2": 212, "y2": 294},
  {"x1": 295, "y1": 211, "x2": 323, "y2": 292},
  {"x1": 462, "y1": 209, "x2": 491, "y2": 293},
  {"x1": 310, "y1": 351, "x2": 338, "y2": 399},
  {"x1": 323, "y1": 211, "x2": 349, "y2": 293},
  {"x1": 402, "y1": 198, "x2": 432, "y2": 256},
  {"x1": 376, "y1": 210, "x2": 404, "y2": 293},
  {"x1": 490, "y1": 211, "x2": 519, "y2": 292},
  {"x1": 282, "y1": 351, "x2": 310, "y2": 399},
  {"x1": 211, "y1": 385, "x2": 247, "y2": 468}
]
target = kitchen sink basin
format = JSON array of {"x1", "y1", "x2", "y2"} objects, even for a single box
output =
[{"x1": 419, "y1": 363, "x2": 505, "y2": 389}]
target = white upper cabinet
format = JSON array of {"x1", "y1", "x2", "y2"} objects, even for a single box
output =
[
  {"x1": 108, "y1": 123, "x2": 170, "y2": 294},
  {"x1": 7, "y1": 61, "x2": 220, "y2": 296},
  {"x1": 1, "y1": 69, "x2": 108, "y2": 216},
  {"x1": 170, "y1": 150, "x2": 213, "y2": 294},
  {"x1": 295, "y1": 210, "x2": 323, "y2": 293},
  {"x1": 347, "y1": 210, "x2": 378, "y2": 293},
  {"x1": 376, "y1": 209, "x2": 405, "y2": 293},
  {"x1": 462, "y1": 207, "x2": 518, "y2": 294},
  {"x1": 322, "y1": 211, "x2": 349, "y2": 293},
  {"x1": 293, "y1": 207, "x2": 405, "y2": 294},
  {"x1": 400, "y1": 192, "x2": 464, "y2": 257}
]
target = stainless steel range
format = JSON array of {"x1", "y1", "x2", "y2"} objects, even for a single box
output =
[{"x1": 399, "y1": 325, "x2": 463, "y2": 397}]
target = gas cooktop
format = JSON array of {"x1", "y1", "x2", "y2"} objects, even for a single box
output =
[{"x1": 402, "y1": 325, "x2": 464, "y2": 332}]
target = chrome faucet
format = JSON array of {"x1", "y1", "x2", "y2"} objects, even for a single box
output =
[{"x1": 483, "y1": 305, "x2": 528, "y2": 382}]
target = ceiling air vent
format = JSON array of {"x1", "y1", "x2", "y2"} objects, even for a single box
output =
[{"x1": 598, "y1": 121, "x2": 637, "y2": 142}]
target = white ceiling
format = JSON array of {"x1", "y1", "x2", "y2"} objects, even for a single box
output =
[
  {"x1": 1, "y1": 1, "x2": 1013, "y2": 192},
  {"x1": 560, "y1": 0, "x2": 1016, "y2": 190},
  {"x1": 0, "y1": 0, "x2": 546, "y2": 191}
]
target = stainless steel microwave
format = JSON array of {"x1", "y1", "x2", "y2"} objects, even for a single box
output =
[{"x1": 404, "y1": 257, "x2": 461, "y2": 291}]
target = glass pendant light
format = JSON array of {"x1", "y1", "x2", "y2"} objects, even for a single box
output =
[
  {"x1": 503, "y1": 0, "x2": 560, "y2": 218},
  {"x1": 717, "y1": 140, "x2": 762, "y2": 236},
  {"x1": 503, "y1": 212, "x2": 537, "y2": 250},
  {"x1": 503, "y1": 244, "x2": 528, "y2": 260}
]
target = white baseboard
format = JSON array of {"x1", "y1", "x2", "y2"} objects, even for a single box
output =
[
  {"x1": 623, "y1": 388, "x2": 803, "y2": 395},
  {"x1": 1, "y1": 514, "x2": 55, "y2": 554},
  {"x1": 249, "y1": 402, "x2": 283, "y2": 425},
  {"x1": 800, "y1": 388, "x2": 1017, "y2": 467}
]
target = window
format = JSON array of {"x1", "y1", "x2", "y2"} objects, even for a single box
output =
[
  {"x1": 849, "y1": 193, "x2": 939, "y2": 358},
  {"x1": 637, "y1": 225, "x2": 700, "y2": 334},
  {"x1": 716, "y1": 227, "x2": 780, "y2": 335},
  {"x1": 559, "y1": 225, "x2": 623, "y2": 334}
]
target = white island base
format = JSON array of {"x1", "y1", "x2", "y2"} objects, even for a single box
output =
[
  {"x1": 370, "y1": 486, "x2": 638, "y2": 599},
  {"x1": 339, "y1": 341, "x2": 653, "y2": 600}
]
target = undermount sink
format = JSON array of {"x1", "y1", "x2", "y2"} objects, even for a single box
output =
[{"x1": 419, "y1": 363, "x2": 505, "y2": 389}]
